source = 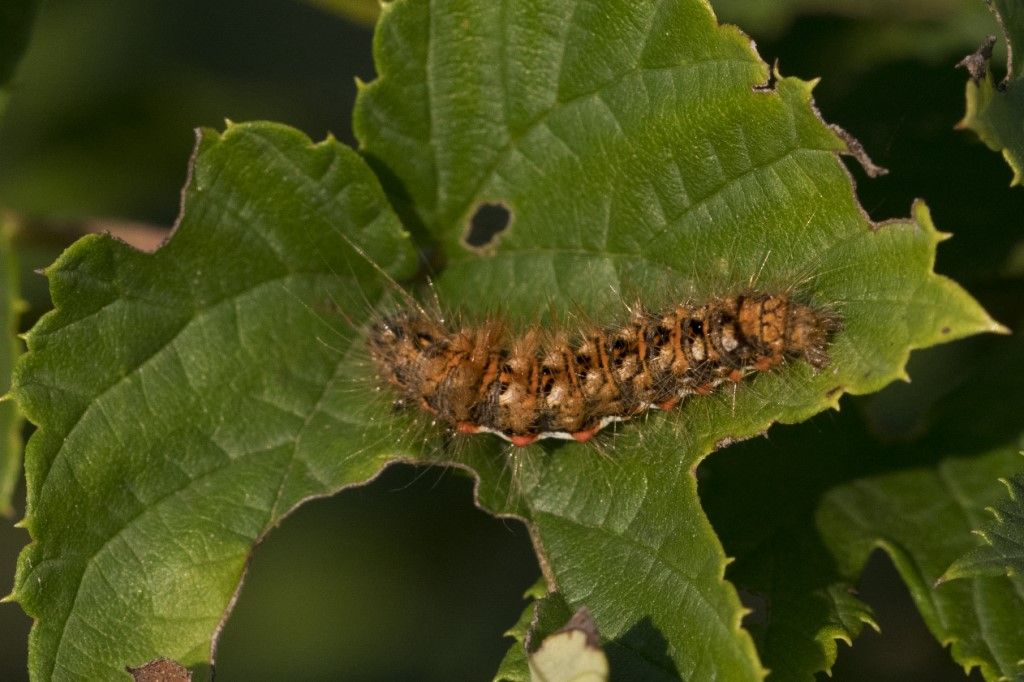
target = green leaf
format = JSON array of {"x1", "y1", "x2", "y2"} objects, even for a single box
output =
[
  {"x1": 703, "y1": 409, "x2": 1024, "y2": 681},
  {"x1": 819, "y1": 447, "x2": 1024, "y2": 681},
  {"x1": 356, "y1": 0, "x2": 998, "y2": 678},
  {"x1": 700, "y1": 409, "x2": 883, "y2": 681},
  {"x1": 959, "y1": 0, "x2": 1024, "y2": 186},
  {"x1": 941, "y1": 460, "x2": 1024, "y2": 581},
  {"x1": 495, "y1": 604, "x2": 537, "y2": 681},
  {"x1": 0, "y1": 220, "x2": 24, "y2": 516},
  {"x1": 495, "y1": 579, "x2": 551, "y2": 682},
  {"x1": 12, "y1": 1, "x2": 1003, "y2": 680},
  {"x1": 12, "y1": 122, "x2": 418, "y2": 679}
]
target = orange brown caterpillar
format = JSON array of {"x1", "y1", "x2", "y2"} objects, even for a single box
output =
[{"x1": 368, "y1": 293, "x2": 840, "y2": 447}]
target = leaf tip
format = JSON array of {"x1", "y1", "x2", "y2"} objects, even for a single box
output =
[
  {"x1": 988, "y1": 319, "x2": 1012, "y2": 335},
  {"x1": 998, "y1": 476, "x2": 1017, "y2": 498},
  {"x1": 909, "y1": 198, "x2": 937, "y2": 234},
  {"x1": 935, "y1": 564, "x2": 962, "y2": 587},
  {"x1": 1006, "y1": 152, "x2": 1024, "y2": 187}
]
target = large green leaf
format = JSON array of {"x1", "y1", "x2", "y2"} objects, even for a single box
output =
[
  {"x1": 356, "y1": 0, "x2": 997, "y2": 678},
  {"x1": 12, "y1": 122, "x2": 419, "y2": 679},
  {"x1": 959, "y1": 0, "x2": 1024, "y2": 186},
  {"x1": 0, "y1": 220, "x2": 23, "y2": 517},
  {"x1": 11, "y1": 1, "x2": 1001, "y2": 679}
]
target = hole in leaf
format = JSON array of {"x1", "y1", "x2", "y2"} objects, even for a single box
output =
[{"x1": 464, "y1": 202, "x2": 511, "y2": 249}]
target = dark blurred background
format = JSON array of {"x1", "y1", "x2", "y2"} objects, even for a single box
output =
[{"x1": 1, "y1": 0, "x2": 1019, "y2": 679}]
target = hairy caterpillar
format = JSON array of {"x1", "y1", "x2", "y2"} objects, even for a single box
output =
[{"x1": 368, "y1": 294, "x2": 841, "y2": 447}]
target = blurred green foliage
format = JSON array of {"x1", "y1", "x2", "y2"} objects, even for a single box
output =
[
  {"x1": 215, "y1": 465, "x2": 539, "y2": 681},
  {"x1": 0, "y1": 1, "x2": 38, "y2": 92},
  {"x1": 0, "y1": 0, "x2": 374, "y2": 222},
  {"x1": 1, "y1": 0, "x2": 1022, "y2": 680},
  {"x1": 299, "y1": 0, "x2": 380, "y2": 26},
  {"x1": 0, "y1": 220, "x2": 22, "y2": 518}
]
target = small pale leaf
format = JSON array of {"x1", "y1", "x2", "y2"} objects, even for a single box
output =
[{"x1": 529, "y1": 609, "x2": 608, "y2": 682}]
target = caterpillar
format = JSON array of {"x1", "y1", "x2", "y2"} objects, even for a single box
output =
[{"x1": 368, "y1": 293, "x2": 841, "y2": 447}]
